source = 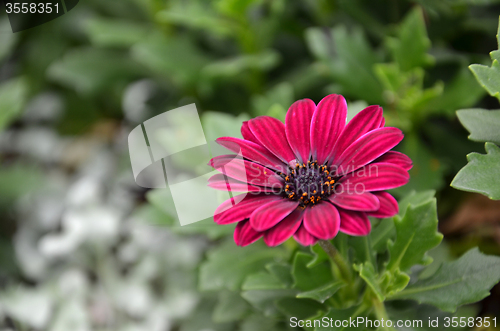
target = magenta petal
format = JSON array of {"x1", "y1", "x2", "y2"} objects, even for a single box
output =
[
  {"x1": 208, "y1": 174, "x2": 278, "y2": 193},
  {"x1": 234, "y1": 220, "x2": 263, "y2": 246},
  {"x1": 250, "y1": 199, "x2": 299, "y2": 231},
  {"x1": 333, "y1": 127, "x2": 404, "y2": 176},
  {"x1": 310, "y1": 94, "x2": 347, "y2": 164},
  {"x1": 336, "y1": 163, "x2": 409, "y2": 192},
  {"x1": 217, "y1": 137, "x2": 286, "y2": 171},
  {"x1": 285, "y1": 99, "x2": 316, "y2": 163},
  {"x1": 329, "y1": 105, "x2": 383, "y2": 163},
  {"x1": 379, "y1": 118, "x2": 385, "y2": 127},
  {"x1": 241, "y1": 121, "x2": 261, "y2": 145},
  {"x1": 373, "y1": 151, "x2": 413, "y2": 171},
  {"x1": 338, "y1": 209, "x2": 371, "y2": 236},
  {"x1": 293, "y1": 225, "x2": 318, "y2": 246},
  {"x1": 248, "y1": 116, "x2": 297, "y2": 164},
  {"x1": 215, "y1": 193, "x2": 280, "y2": 225},
  {"x1": 328, "y1": 191, "x2": 380, "y2": 212},
  {"x1": 303, "y1": 202, "x2": 340, "y2": 240},
  {"x1": 209, "y1": 155, "x2": 284, "y2": 188},
  {"x1": 264, "y1": 209, "x2": 303, "y2": 247},
  {"x1": 367, "y1": 192, "x2": 399, "y2": 218}
]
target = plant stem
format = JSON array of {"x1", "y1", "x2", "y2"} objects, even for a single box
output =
[
  {"x1": 318, "y1": 240, "x2": 352, "y2": 282},
  {"x1": 372, "y1": 297, "x2": 394, "y2": 331}
]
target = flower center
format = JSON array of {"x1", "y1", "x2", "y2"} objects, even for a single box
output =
[{"x1": 279, "y1": 160, "x2": 335, "y2": 206}]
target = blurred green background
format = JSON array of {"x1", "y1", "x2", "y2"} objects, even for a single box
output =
[{"x1": 1, "y1": 0, "x2": 500, "y2": 330}]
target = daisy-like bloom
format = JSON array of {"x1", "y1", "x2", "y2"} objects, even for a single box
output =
[{"x1": 208, "y1": 94, "x2": 412, "y2": 247}]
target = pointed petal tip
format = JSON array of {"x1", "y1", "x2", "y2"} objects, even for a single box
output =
[
  {"x1": 263, "y1": 209, "x2": 303, "y2": 246},
  {"x1": 338, "y1": 209, "x2": 371, "y2": 236},
  {"x1": 303, "y1": 202, "x2": 340, "y2": 240},
  {"x1": 293, "y1": 225, "x2": 318, "y2": 246},
  {"x1": 234, "y1": 220, "x2": 263, "y2": 246}
]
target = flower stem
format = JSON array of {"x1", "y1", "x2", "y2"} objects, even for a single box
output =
[
  {"x1": 318, "y1": 240, "x2": 352, "y2": 282},
  {"x1": 372, "y1": 297, "x2": 395, "y2": 331}
]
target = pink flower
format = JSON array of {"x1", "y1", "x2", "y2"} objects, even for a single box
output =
[{"x1": 209, "y1": 95, "x2": 411, "y2": 247}]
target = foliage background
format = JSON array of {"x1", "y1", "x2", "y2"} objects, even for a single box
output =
[{"x1": 0, "y1": 0, "x2": 500, "y2": 330}]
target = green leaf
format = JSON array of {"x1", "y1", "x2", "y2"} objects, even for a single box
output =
[
  {"x1": 346, "y1": 100, "x2": 369, "y2": 123},
  {"x1": 397, "y1": 190, "x2": 436, "y2": 217},
  {"x1": 85, "y1": 18, "x2": 151, "y2": 47},
  {"x1": 305, "y1": 28, "x2": 332, "y2": 61},
  {"x1": 314, "y1": 305, "x2": 363, "y2": 331},
  {"x1": 146, "y1": 188, "x2": 177, "y2": 219},
  {"x1": 354, "y1": 262, "x2": 385, "y2": 301},
  {"x1": 380, "y1": 268, "x2": 410, "y2": 296},
  {"x1": 423, "y1": 121, "x2": 485, "y2": 174},
  {"x1": 275, "y1": 297, "x2": 326, "y2": 320},
  {"x1": 0, "y1": 19, "x2": 17, "y2": 63},
  {"x1": 201, "y1": 111, "x2": 249, "y2": 143},
  {"x1": 369, "y1": 218, "x2": 395, "y2": 253},
  {"x1": 131, "y1": 34, "x2": 209, "y2": 88},
  {"x1": 48, "y1": 48, "x2": 142, "y2": 95},
  {"x1": 296, "y1": 281, "x2": 345, "y2": 303},
  {"x1": 214, "y1": 0, "x2": 264, "y2": 19},
  {"x1": 266, "y1": 104, "x2": 287, "y2": 122},
  {"x1": 178, "y1": 297, "x2": 234, "y2": 331},
  {"x1": 386, "y1": 7, "x2": 434, "y2": 71},
  {"x1": 213, "y1": 291, "x2": 250, "y2": 323},
  {"x1": 469, "y1": 60, "x2": 500, "y2": 102},
  {"x1": 349, "y1": 236, "x2": 375, "y2": 265},
  {"x1": 199, "y1": 240, "x2": 289, "y2": 291},
  {"x1": 315, "y1": 26, "x2": 384, "y2": 104},
  {"x1": 456, "y1": 108, "x2": 500, "y2": 145},
  {"x1": 173, "y1": 218, "x2": 236, "y2": 240},
  {"x1": 292, "y1": 252, "x2": 333, "y2": 291},
  {"x1": 468, "y1": 18, "x2": 500, "y2": 101},
  {"x1": 393, "y1": 133, "x2": 445, "y2": 195},
  {"x1": 156, "y1": 2, "x2": 235, "y2": 37},
  {"x1": 374, "y1": 64, "x2": 443, "y2": 120},
  {"x1": 417, "y1": 242, "x2": 452, "y2": 280},
  {"x1": 131, "y1": 205, "x2": 174, "y2": 226},
  {"x1": 240, "y1": 314, "x2": 291, "y2": 331},
  {"x1": 388, "y1": 248, "x2": 500, "y2": 312},
  {"x1": 386, "y1": 199, "x2": 443, "y2": 272},
  {"x1": 426, "y1": 67, "x2": 486, "y2": 115},
  {"x1": 0, "y1": 78, "x2": 28, "y2": 132},
  {"x1": 308, "y1": 244, "x2": 329, "y2": 268},
  {"x1": 266, "y1": 263, "x2": 293, "y2": 288},
  {"x1": 241, "y1": 289, "x2": 296, "y2": 317},
  {"x1": 145, "y1": 180, "x2": 235, "y2": 239},
  {"x1": 451, "y1": 142, "x2": 500, "y2": 200},
  {"x1": 201, "y1": 50, "x2": 280, "y2": 79},
  {"x1": 242, "y1": 272, "x2": 286, "y2": 290},
  {"x1": 251, "y1": 82, "x2": 294, "y2": 117}
]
